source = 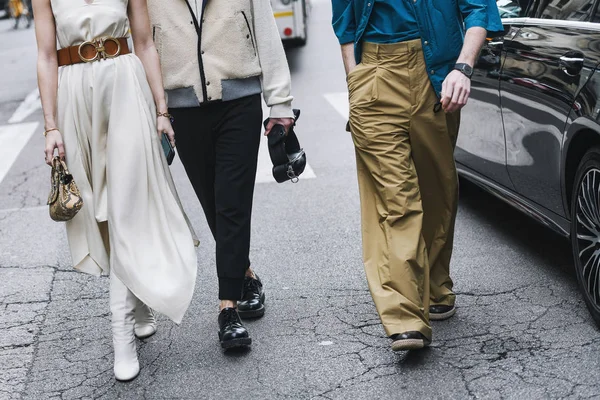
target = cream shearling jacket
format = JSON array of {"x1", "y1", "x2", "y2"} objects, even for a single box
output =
[{"x1": 147, "y1": 0, "x2": 294, "y2": 118}]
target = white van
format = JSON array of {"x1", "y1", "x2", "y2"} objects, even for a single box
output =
[{"x1": 270, "y1": 0, "x2": 309, "y2": 47}]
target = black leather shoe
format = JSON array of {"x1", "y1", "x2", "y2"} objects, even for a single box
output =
[
  {"x1": 218, "y1": 308, "x2": 251, "y2": 349},
  {"x1": 390, "y1": 331, "x2": 431, "y2": 351},
  {"x1": 237, "y1": 275, "x2": 265, "y2": 319},
  {"x1": 429, "y1": 304, "x2": 456, "y2": 321}
]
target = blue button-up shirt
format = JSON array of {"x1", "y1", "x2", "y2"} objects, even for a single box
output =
[
  {"x1": 363, "y1": 0, "x2": 420, "y2": 44},
  {"x1": 332, "y1": 0, "x2": 503, "y2": 96}
]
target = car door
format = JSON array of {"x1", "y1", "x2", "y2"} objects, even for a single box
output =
[
  {"x1": 455, "y1": 20, "x2": 516, "y2": 189},
  {"x1": 501, "y1": 0, "x2": 600, "y2": 217}
]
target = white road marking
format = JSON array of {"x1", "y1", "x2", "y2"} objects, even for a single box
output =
[
  {"x1": 324, "y1": 92, "x2": 349, "y2": 121},
  {"x1": 256, "y1": 102, "x2": 316, "y2": 184},
  {"x1": 0, "y1": 122, "x2": 39, "y2": 185},
  {"x1": 319, "y1": 341, "x2": 334, "y2": 346},
  {"x1": 8, "y1": 89, "x2": 41, "y2": 124}
]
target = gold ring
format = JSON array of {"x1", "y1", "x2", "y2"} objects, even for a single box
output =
[
  {"x1": 78, "y1": 37, "x2": 121, "y2": 63},
  {"x1": 78, "y1": 41, "x2": 98, "y2": 63},
  {"x1": 102, "y1": 37, "x2": 121, "y2": 59}
]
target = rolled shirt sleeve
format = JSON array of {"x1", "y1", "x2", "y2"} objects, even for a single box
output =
[
  {"x1": 458, "y1": 0, "x2": 504, "y2": 35},
  {"x1": 332, "y1": 0, "x2": 356, "y2": 45}
]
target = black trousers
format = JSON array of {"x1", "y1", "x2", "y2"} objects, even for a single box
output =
[{"x1": 171, "y1": 94, "x2": 262, "y2": 300}]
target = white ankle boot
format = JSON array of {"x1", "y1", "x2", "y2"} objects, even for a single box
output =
[
  {"x1": 110, "y1": 273, "x2": 140, "y2": 381},
  {"x1": 134, "y1": 299, "x2": 157, "y2": 339}
]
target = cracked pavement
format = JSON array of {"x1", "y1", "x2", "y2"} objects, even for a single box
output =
[{"x1": 2, "y1": 3, "x2": 600, "y2": 399}]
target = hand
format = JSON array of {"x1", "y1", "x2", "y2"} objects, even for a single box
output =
[
  {"x1": 440, "y1": 70, "x2": 471, "y2": 113},
  {"x1": 264, "y1": 117, "x2": 294, "y2": 136},
  {"x1": 44, "y1": 130, "x2": 65, "y2": 166},
  {"x1": 157, "y1": 116, "x2": 175, "y2": 147},
  {"x1": 346, "y1": 63, "x2": 358, "y2": 77}
]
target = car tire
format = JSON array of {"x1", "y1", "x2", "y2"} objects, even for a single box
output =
[{"x1": 571, "y1": 146, "x2": 600, "y2": 328}]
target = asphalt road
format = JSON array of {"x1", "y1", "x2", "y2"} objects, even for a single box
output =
[{"x1": 2, "y1": 2, "x2": 600, "y2": 399}]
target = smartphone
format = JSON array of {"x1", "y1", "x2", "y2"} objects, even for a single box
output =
[{"x1": 161, "y1": 133, "x2": 175, "y2": 165}]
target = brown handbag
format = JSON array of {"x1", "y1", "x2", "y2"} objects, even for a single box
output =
[{"x1": 47, "y1": 157, "x2": 83, "y2": 222}]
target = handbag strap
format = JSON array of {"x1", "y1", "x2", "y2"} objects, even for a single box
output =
[
  {"x1": 59, "y1": 160, "x2": 70, "y2": 174},
  {"x1": 52, "y1": 157, "x2": 72, "y2": 177},
  {"x1": 52, "y1": 157, "x2": 62, "y2": 171}
]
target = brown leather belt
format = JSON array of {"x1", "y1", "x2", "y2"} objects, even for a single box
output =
[{"x1": 57, "y1": 37, "x2": 130, "y2": 67}]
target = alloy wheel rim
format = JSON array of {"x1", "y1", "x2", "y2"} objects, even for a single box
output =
[{"x1": 575, "y1": 168, "x2": 600, "y2": 308}]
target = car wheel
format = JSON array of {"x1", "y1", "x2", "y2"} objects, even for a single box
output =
[{"x1": 571, "y1": 147, "x2": 600, "y2": 328}]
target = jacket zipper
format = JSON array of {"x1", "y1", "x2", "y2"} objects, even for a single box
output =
[
  {"x1": 241, "y1": 11, "x2": 257, "y2": 55},
  {"x1": 184, "y1": 0, "x2": 209, "y2": 103}
]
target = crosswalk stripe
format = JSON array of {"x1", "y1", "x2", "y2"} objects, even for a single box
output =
[
  {"x1": 323, "y1": 92, "x2": 349, "y2": 120},
  {"x1": 8, "y1": 89, "x2": 41, "y2": 124},
  {"x1": 0, "y1": 122, "x2": 39, "y2": 185},
  {"x1": 2, "y1": 96, "x2": 316, "y2": 186}
]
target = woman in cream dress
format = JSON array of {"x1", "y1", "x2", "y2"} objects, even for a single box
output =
[{"x1": 33, "y1": 0, "x2": 198, "y2": 381}]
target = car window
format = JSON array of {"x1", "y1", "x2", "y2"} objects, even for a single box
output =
[
  {"x1": 497, "y1": 0, "x2": 529, "y2": 17},
  {"x1": 527, "y1": 0, "x2": 595, "y2": 21}
]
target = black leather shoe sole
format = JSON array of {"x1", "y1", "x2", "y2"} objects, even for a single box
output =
[
  {"x1": 238, "y1": 294, "x2": 266, "y2": 319},
  {"x1": 219, "y1": 335, "x2": 252, "y2": 349}
]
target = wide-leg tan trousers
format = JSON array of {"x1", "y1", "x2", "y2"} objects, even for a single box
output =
[{"x1": 348, "y1": 40, "x2": 460, "y2": 339}]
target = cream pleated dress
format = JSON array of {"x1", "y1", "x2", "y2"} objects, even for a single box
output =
[{"x1": 52, "y1": 0, "x2": 198, "y2": 324}]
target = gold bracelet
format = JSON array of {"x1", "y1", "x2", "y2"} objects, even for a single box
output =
[
  {"x1": 157, "y1": 111, "x2": 172, "y2": 119},
  {"x1": 43, "y1": 128, "x2": 59, "y2": 137}
]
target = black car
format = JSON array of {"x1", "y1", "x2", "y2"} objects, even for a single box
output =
[{"x1": 458, "y1": 0, "x2": 600, "y2": 327}]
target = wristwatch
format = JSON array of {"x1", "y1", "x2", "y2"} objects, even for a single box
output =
[{"x1": 454, "y1": 63, "x2": 474, "y2": 79}]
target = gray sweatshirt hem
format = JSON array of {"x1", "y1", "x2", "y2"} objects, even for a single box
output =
[{"x1": 166, "y1": 76, "x2": 262, "y2": 108}]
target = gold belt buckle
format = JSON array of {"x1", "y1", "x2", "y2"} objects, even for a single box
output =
[{"x1": 78, "y1": 37, "x2": 121, "y2": 63}]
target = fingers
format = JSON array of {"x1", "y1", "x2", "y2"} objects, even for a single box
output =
[
  {"x1": 57, "y1": 141, "x2": 65, "y2": 160},
  {"x1": 156, "y1": 118, "x2": 177, "y2": 147},
  {"x1": 441, "y1": 79, "x2": 450, "y2": 110},
  {"x1": 157, "y1": 128, "x2": 176, "y2": 148},
  {"x1": 167, "y1": 128, "x2": 176, "y2": 147},
  {"x1": 441, "y1": 88, "x2": 453, "y2": 111},
  {"x1": 458, "y1": 85, "x2": 470, "y2": 108},
  {"x1": 265, "y1": 118, "x2": 294, "y2": 136},
  {"x1": 45, "y1": 150, "x2": 53, "y2": 165},
  {"x1": 442, "y1": 73, "x2": 471, "y2": 113},
  {"x1": 45, "y1": 143, "x2": 55, "y2": 166},
  {"x1": 446, "y1": 85, "x2": 469, "y2": 113},
  {"x1": 447, "y1": 86, "x2": 462, "y2": 113},
  {"x1": 264, "y1": 120, "x2": 274, "y2": 136}
]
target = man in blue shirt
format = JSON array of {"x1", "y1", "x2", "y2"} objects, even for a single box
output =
[{"x1": 332, "y1": 0, "x2": 502, "y2": 351}]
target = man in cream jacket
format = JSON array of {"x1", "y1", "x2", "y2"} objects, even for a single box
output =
[{"x1": 148, "y1": 0, "x2": 295, "y2": 349}]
